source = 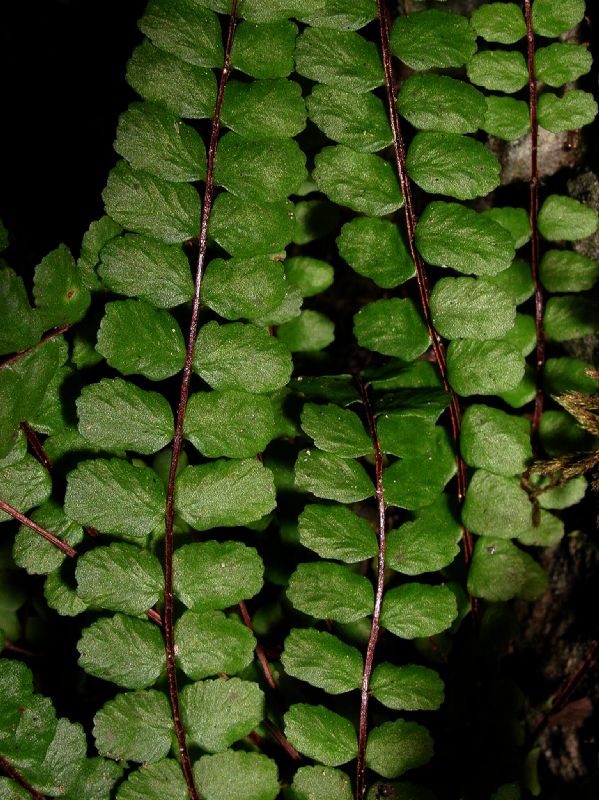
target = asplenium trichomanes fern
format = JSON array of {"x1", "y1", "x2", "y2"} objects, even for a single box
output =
[{"x1": 0, "y1": 1, "x2": 597, "y2": 799}]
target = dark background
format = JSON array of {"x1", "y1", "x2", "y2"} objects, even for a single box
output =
[{"x1": 0, "y1": 0, "x2": 146, "y2": 272}]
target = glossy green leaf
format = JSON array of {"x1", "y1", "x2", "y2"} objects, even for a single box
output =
[
  {"x1": 172, "y1": 540, "x2": 263, "y2": 610},
  {"x1": 64, "y1": 458, "x2": 165, "y2": 537},
  {"x1": 20, "y1": 716, "x2": 89, "y2": 796},
  {"x1": 185, "y1": 389, "x2": 279, "y2": 458},
  {"x1": 538, "y1": 195, "x2": 598, "y2": 241},
  {"x1": 480, "y1": 258, "x2": 534, "y2": 305},
  {"x1": 481, "y1": 209, "x2": 531, "y2": 250},
  {"x1": 462, "y1": 469, "x2": 532, "y2": 538},
  {"x1": 538, "y1": 475, "x2": 587, "y2": 510},
  {"x1": 75, "y1": 543, "x2": 163, "y2": 616},
  {"x1": 115, "y1": 102, "x2": 205, "y2": 182},
  {"x1": 209, "y1": 194, "x2": 295, "y2": 256},
  {"x1": 383, "y1": 428, "x2": 456, "y2": 510},
  {"x1": 202, "y1": 256, "x2": 288, "y2": 322},
  {"x1": 215, "y1": 133, "x2": 306, "y2": 201},
  {"x1": 295, "y1": 27, "x2": 383, "y2": 93},
  {"x1": 26, "y1": 363, "x2": 73, "y2": 437},
  {"x1": 416, "y1": 202, "x2": 515, "y2": 276},
  {"x1": 544, "y1": 357, "x2": 597, "y2": 394},
  {"x1": 354, "y1": 298, "x2": 429, "y2": 360},
  {"x1": 175, "y1": 609, "x2": 255, "y2": 680},
  {"x1": 180, "y1": 678, "x2": 263, "y2": 753},
  {"x1": 284, "y1": 704, "x2": 357, "y2": 767},
  {"x1": 539, "y1": 90, "x2": 597, "y2": 133},
  {"x1": 381, "y1": 583, "x2": 457, "y2": 639},
  {"x1": 295, "y1": 449, "x2": 374, "y2": 503},
  {"x1": 0, "y1": 268, "x2": 43, "y2": 355},
  {"x1": 461, "y1": 404, "x2": 531, "y2": 477},
  {"x1": 483, "y1": 95, "x2": 530, "y2": 141},
  {"x1": 386, "y1": 495, "x2": 462, "y2": 576},
  {"x1": 44, "y1": 570, "x2": 88, "y2": 618},
  {"x1": 0, "y1": 425, "x2": 26, "y2": 467},
  {"x1": 544, "y1": 295, "x2": 598, "y2": 341},
  {"x1": 498, "y1": 313, "x2": 536, "y2": 356},
  {"x1": 63, "y1": 756, "x2": 123, "y2": 800},
  {"x1": 3, "y1": 337, "x2": 64, "y2": 425},
  {"x1": 297, "y1": 503, "x2": 377, "y2": 563},
  {"x1": 471, "y1": 3, "x2": 526, "y2": 43},
  {"x1": 391, "y1": 9, "x2": 476, "y2": 70},
  {"x1": 499, "y1": 356, "x2": 536, "y2": 405},
  {"x1": 194, "y1": 751, "x2": 279, "y2": 800},
  {"x1": 468, "y1": 538, "x2": 548, "y2": 601},
  {"x1": 300, "y1": 0, "x2": 377, "y2": 30},
  {"x1": 337, "y1": 217, "x2": 413, "y2": 289},
  {"x1": 314, "y1": 146, "x2": 403, "y2": 216},
  {"x1": 397, "y1": 74, "x2": 485, "y2": 135},
  {"x1": 33, "y1": 244, "x2": 90, "y2": 327},
  {"x1": 13, "y1": 501, "x2": 83, "y2": 575},
  {"x1": 232, "y1": 20, "x2": 297, "y2": 79},
  {"x1": 532, "y1": 0, "x2": 585, "y2": 37},
  {"x1": 277, "y1": 310, "x2": 334, "y2": 352},
  {"x1": 307, "y1": 85, "x2": 392, "y2": 152},
  {"x1": 407, "y1": 132, "x2": 500, "y2": 200},
  {"x1": 99, "y1": 234, "x2": 193, "y2": 308},
  {"x1": 282, "y1": 628, "x2": 363, "y2": 693},
  {"x1": 287, "y1": 766, "x2": 352, "y2": 800},
  {"x1": 127, "y1": 41, "x2": 217, "y2": 119},
  {"x1": 236, "y1": 0, "x2": 320, "y2": 22},
  {"x1": 447, "y1": 339, "x2": 524, "y2": 396},
  {"x1": 78, "y1": 614, "x2": 165, "y2": 688},
  {"x1": 535, "y1": 43, "x2": 592, "y2": 87},
  {"x1": 139, "y1": 0, "x2": 223, "y2": 67},
  {"x1": 540, "y1": 409, "x2": 592, "y2": 457},
  {"x1": 256, "y1": 286, "x2": 303, "y2": 327},
  {"x1": 371, "y1": 663, "x2": 444, "y2": 711},
  {"x1": 467, "y1": 51, "x2": 528, "y2": 94},
  {"x1": 102, "y1": 161, "x2": 199, "y2": 243},
  {"x1": 543, "y1": 409, "x2": 589, "y2": 457},
  {"x1": 517, "y1": 509, "x2": 565, "y2": 547},
  {"x1": 300, "y1": 403, "x2": 371, "y2": 458},
  {"x1": 222, "y1": 78, "x2": 306, "y2": 139},
  {"x1": 0, "y1": 456, "x2": 52, "y2": 523},
  {"x1": 194, "y1": 321, "x2": 293, "y2": 394},
  {"x1": 77, "y1": 378, "x2": 173, "y2": 454},
  {"x1": 366, "y1": 719, "x2": 434, "y2": 779},
  {"x1": 287, "y1": 561, "x2": 373, "y2": 623},
  {"x1": 116, "y1": 760, "x2": 187, "y2": 800},
  {"x1": 430, "y1": 277, "x2": 515, "y2": 340},
  {"x1": 540, "y1": 249, "x2": 598, "y2": 292},
  {"x1": 285, "y1": 256, "x2": 335, "y2": 297},
  {"x1": 377, "y1": 410, "x2": 436, "y2": 458},
  {"x1": 93, "y1": 690, "x2": 172, "y2": 763}
]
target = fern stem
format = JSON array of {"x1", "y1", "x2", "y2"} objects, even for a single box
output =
[
  {"x1": 355, "y1": 375, "x2": 387, "y2": 800},
  {"x1": 375, "y1": 0, "x2": 472, "y2": 561},
  {"x1": 524, "y1": 0, "x2": 545, "y2": 437},
  {"x1": 20, "y1": 422, "x2": 53, "y2": 471},
  {"x1": 146, "y1": 607, "x2": 163, "y2": 626},
  {"x1": 0, "y1": 500, "x2": 77, "y2": 557},
  {"x1": 239, "y1": 600, "x2": 277, "y2": 690},
  {"x1": 263, "y1": 719, "x2": 302, "y2": 762},
  {"x1": 162, "y1": 4, "x2": 238, "y2": 799},
  {"x1": 0, "y1": 324, "x2": 72, "y2": 369},
  {"x1": 0, "y1": 755, "x2": 46, "y2": 800}
]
